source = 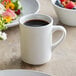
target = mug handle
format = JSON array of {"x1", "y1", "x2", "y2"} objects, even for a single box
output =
[{"x1": 52, "y1": 25, "x2": 66, "y2": 49}]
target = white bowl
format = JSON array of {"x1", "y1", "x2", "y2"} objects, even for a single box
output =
[
  {"x1": 0, "y1": 70, "x2": 51, "y2": 76},
  {"x1": 51, "y1": 0, "x2": 76, "y2": 26}
]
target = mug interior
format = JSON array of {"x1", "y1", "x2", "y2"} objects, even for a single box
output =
[{"x1": 20, "y1": 14, "x2": 53, "y2": 27}]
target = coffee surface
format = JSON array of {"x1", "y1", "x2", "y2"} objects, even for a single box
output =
[{"x1": 24, "y1": 19, "x2": 49, "y2": 27}]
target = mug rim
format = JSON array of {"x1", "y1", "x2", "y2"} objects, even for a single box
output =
[{"x1": 19, "y1": 14, "x2": 53, "y2": 28}]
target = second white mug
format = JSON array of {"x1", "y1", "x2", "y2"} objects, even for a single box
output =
[{"x1": 19, "y1": 14, "x2": 66, "y2": 65}]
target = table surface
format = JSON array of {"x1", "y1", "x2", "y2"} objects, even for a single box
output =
[{"x1": 0, "y1": 0, "x2": 76, "y2": 76}]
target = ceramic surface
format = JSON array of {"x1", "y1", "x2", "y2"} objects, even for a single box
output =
[
  {"x1": 0, "y1": 70, "x2": 51, "y2": 76},
  {"x1": 51, "y1": 0, "x2": 76, "y2": 26}
]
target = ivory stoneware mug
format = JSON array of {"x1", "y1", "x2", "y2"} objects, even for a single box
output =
[{"x1": 19, "y1": 14, "x2": 66, "y2": 65}]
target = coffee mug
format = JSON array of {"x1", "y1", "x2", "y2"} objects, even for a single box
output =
[{"x1": 19, "y1": 14, "x2": 66, "y2": 65}]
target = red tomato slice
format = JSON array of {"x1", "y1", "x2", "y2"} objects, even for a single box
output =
[
  {"x1": 60, "y1": 0, "x2": 67, "y2": 2},
  {"x1": 65, "y1": 1, "x2": 76, "y2": 9}
]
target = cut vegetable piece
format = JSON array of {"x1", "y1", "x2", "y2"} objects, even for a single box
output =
[
  {"x1": 60, "y1": 0, "x2": 67, "y2": 2},
  {"x1": 65, "y1": 1, "x2": 76, "y2": 9},
  {"x1": 0, "y1": 3, "x2": 5, "y2": 14},
  {"x1": 2, "y1": 9, "x2": 17, "y2": 19},
  {"x1": 3, "y1": 16, "x2": 12, "y2": 23},
  {"x1": 15, "y1": 9, "x2": 21, "y2": 15}
]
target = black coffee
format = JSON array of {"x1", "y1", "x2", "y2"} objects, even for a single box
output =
[{"x1": 24, "y1": 19, "x2": 49, "y2": 27}]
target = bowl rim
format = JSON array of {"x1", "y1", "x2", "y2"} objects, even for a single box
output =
[
  {"x1": 51, "y1": 0, "x2": 76, "y2": 12},
  {"x1": 0, "y1": 69, "x2": 51, "y2": 76},
  {"x1": 34, "y1": 0, "x2": 40, "y2": 14}
]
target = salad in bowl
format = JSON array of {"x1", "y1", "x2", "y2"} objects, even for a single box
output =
[{"x1": 0, "y1": 0, "x2": 22, "y2": 40}]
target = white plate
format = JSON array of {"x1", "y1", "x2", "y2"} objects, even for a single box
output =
[
  {"x1": 0, "y1": 70, "x2": 51, "y2": 76},
  {"x1": 6, "y1": 0, "x2": 40, "y2": 27}
]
